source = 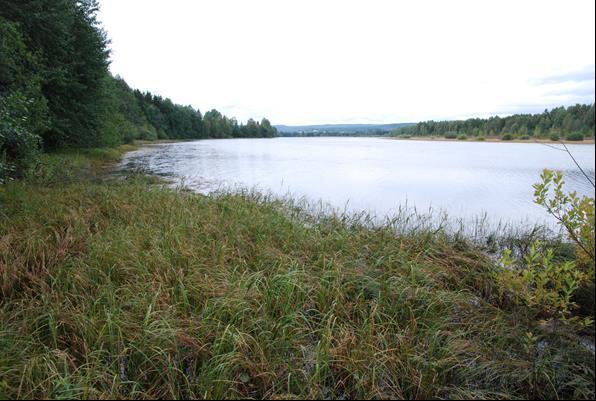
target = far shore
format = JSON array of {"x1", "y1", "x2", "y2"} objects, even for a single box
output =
[
  {"x1": 388, "y1": 136, "x2": 596, "y2": 145},
  {"x1": 126, "y1": 136, "x2": 596, "y2": 146}
]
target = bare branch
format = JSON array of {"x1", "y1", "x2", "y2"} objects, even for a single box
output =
[
  {"x1": 537, "y1": 139, "x2": 595, "y2": 188},
  {"x1": 561, "y1": 142, "x2": 595, "y2": 189}
]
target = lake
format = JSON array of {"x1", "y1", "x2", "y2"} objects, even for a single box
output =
[{"x1": 120, "y1": 137, "x2": 595, "y2": 227}]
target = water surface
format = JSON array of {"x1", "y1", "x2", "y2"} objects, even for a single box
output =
[{"x1": 121, "y1": 137, "x2": 595, "y2": 226}]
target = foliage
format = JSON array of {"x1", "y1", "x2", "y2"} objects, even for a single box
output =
[
  {"x1": 566, "y1": 132, "x2": 585, "y2": 141},
  {"x1": 0, "y1": 0, "x2": 111, "y2": 147},
  {"x1": 457, "y1": 134, "x2": 467, "y2": 140},
  {"x1": 0, "y1": 16, "x2": 47, "y2": 182},
  {"x1": 0, "y1": 94, "x2": 42, "y2": 183},
  {"x1": 494, "y1": 170, "x2": 595, "y2": 324},
  {"x1": 534, "y1": 170, "x2": 595, "y2": 277},
  {"x1": 0, "y1": 16, "x2": 48, "y2": 135},
  {"x1": 502, "y1": 133, "x2": 513, "y2": 141},
  {"x1": 444, "y1": 132, "x2": 458, "y2": 139},
  {"x1": 494, "y1": 241, "x2": 588, "y2": 322},
  {"x1": 550, "y1": 133, "x2": 561, "y2": 141}
]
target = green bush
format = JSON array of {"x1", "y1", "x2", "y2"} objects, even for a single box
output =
[
  {"x1": 138, "y1": 124, "x2": 159, "y2": 141},
  {"x1": 495, "y1": 170, "x2": 595, "y2": 326},
  {"x1": 0, "y1": 94, "x2": 42, "y2": 183},
  {"x1": 519, "y1": 135, "x2": 530, "y2": 140},
  {"x1": 457, "y1": 134, "x2": 467, "y2": 140},
  {"x1": 501, "y1": 133, "x2": 513, "y2": 141},
  {"x1": 495, "y1": 241, "x2": 588, "y2": 323},
  {"x1": 549, "y1": 133, "x2": 560, "y2": 141},
  {"x1": 566, "y1": 132, "x2": 585, "y2": 141},
  {"x1": 444, "y1": 132, "x2": 458, "y2": 139},
  {"x1": 534, "y1": 170, "x2": 595, "y2": 276}
]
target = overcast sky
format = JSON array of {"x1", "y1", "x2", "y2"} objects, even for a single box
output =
[{"x1": 98, "y1": 0, "x2": 595, "y2": 125}]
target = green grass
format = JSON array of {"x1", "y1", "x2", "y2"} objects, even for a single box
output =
[{"x1": 0, "y1": 147, "x2": 594, "y2": 399}]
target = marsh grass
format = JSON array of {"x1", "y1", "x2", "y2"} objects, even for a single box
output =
[{"x1": 0, "y1": 147, "x2": 594, "y2": 399}]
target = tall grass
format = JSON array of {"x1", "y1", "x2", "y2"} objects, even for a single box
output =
[{"x1": 0, "y1": 148, "x2": 594, "y2": 399}]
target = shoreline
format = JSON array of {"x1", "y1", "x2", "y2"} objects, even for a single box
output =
[
  {"x1": 388, "y1": 136, "x2": 596, "y2": 145},
  {"x1": 118, "y1": 144, "x2": 571, "y2": 234}
]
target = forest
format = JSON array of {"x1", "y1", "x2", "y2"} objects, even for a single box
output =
[
  {"x1": 393, "y1": 104, "x2": 595, "y2": 140},
  {"x1": 0, "y1": 0, "x2": 276, "y2": 182}
]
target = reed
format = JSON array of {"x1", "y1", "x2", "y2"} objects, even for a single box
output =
[{"x1": 0, "y1": 146, "x2": 593, "y2": 399}]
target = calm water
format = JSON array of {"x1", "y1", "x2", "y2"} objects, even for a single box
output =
[{"x1": 120, "y1": 137, "x2": 595, "y2": 226}]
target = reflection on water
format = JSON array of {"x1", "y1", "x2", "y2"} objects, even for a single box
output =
[{"x1": 120, "y1": 137, "x2": 595, "y2": 226}]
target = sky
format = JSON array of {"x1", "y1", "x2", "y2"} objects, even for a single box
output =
[{"x1": 98, "y1": 0, "x2": 595, "y2": 125}]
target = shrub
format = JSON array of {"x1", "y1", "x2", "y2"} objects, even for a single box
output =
[
  {"x1": 457, "y1": 134, "x2": 467, "y2": 140},
  {"x1": 494, "y1": 241, "x2": 588, "y2": 322},
  {"x1": 444, "y1": 132, "x2": 458, "y2": 139},
  {"x1": 519, "y1": 135, "x2": 530, "y2": 140},
  {"x1": 534, "y1": 170, "x2": 595, "y2": 273},
  {"x1": 501, "y1": 133, "x2": 513, "y2": 141},
  {"x1": 0, "y1": 94, "x2": 41, "y2": 183},
  {"x1": 477, "y1": 136, "x2": 486, "y2": 141},
  {"x1": 549, "y1": 133, "x2": 560, "y2": 141},
  {"x1": 566, "y1": 132, "x2": 585, "y2": 142},
  {"x1": 495, "y1": 170, "x2": 595, "y2": 325},
  {"x1": 139, "y1": 127, "x2": 158, "y2": 141}
]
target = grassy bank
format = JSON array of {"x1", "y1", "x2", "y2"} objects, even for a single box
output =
[{"x1": 0, "y1": 146, "x2": 594, "y2": 399}]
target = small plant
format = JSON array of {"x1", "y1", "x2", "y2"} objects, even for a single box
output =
[
  {"x1": 501, "y1": 133, "x2": 513, "y2": 141},
  {"x1": 477, "y1": 136, "x2": 486, "y2": 141},
  {"x1": 444, "y1": 132, "x2": 458, "y2": 139},
  {"x1": 566, "y1": 132, "x2": 585, "y2": 141},
  {"x1": 457, "y1": 134, "x2": 467, "y2": 140},
  {"x1": 494, "y1": 241, "x2": 587, "y2": 321},
  {"x1": 519, "y1": 135, "x2": 530, "y2": 140},
  {"x1": 495, "y1": 170, "x2": 595, "y2": 324},
  {"x1": 549, "y1": 133, "x2": 560, "y2": 141},
  {"x1": 534, "y1": 170, "x2": 595, "y2": 276}
]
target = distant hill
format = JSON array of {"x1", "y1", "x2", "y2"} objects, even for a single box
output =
[{"x1": 275, "y1": 123, "x2": 414, "y2": 136}]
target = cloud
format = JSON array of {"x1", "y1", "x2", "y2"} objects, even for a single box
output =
[
  {"x1": 520, "y1": 65, "x2": 596, "y2": 113},
  {"x1": 543, "y1": 82, "x2": 595, "y2": 98},
  {"x1": 530, "y1": 65, "x2": 595, "y2": 86}
]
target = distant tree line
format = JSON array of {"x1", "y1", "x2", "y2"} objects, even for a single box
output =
[
  {"x1": 279, "y1": 130, "x2": 392, "y2": 137},
  {"x1": 393, "y1": 104, "x2": 595, "y2": 140},
  {"x1": 0, "y1": 0, "x2": 275, "y2": 182}
]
